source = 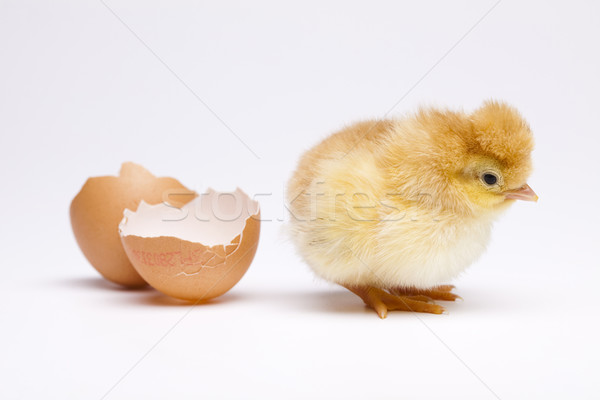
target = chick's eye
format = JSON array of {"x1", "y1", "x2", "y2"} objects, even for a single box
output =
[{"x1": 482, "y1": 173, "x2": 498, "y2": 186}]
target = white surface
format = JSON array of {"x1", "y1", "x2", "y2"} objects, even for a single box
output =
[
  {"x1": 1, "y1": 1, "x2": 599, "y2": 399},
  {"x1": 119, "y1": 189, "x2": 259, "y2": 246}
]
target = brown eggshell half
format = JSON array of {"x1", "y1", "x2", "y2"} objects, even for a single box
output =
[
  {"x1": 119, "y1": 189, "x2": 260, "y2": 301},
  {"x1": 70, "y1": 162, "x2": 196, "y2": 287}
]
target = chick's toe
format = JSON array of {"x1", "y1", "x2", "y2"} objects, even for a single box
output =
[
  {"x1": 344, "y1": 286, "x2": 445, "y2": 319},
  {"x1": 405, "y1": 295, "x2": 436, "y2": 303},
  {"x1": 390, "y1": 286, "x2": 463, "y2": 302}
]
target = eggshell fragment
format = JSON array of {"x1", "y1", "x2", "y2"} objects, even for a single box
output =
[
  {"x1": 70, "y1": 162, "x2": 195, "y2": 287},
  {"x1": 119, "y1": 188, "x2": 260, "y2": 301}
]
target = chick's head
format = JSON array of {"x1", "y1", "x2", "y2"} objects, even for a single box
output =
[{"x1": 433, "y1": 100, "x2": 537, "y2": 214}]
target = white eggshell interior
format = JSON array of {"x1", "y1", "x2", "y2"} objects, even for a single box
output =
[{"x1": 119, "y1": 188, "x2": 259, "y2": 246}]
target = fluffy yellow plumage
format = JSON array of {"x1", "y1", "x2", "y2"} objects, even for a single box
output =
[{"x1": 287, "y1": 100, "x2": 536, "y2": 318}]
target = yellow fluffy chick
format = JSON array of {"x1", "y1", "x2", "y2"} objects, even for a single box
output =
[{"x1": 287, "y1": 100, "x2": 537, "y2": 318}]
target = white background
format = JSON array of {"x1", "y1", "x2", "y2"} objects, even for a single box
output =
[{"x1": 1, "y1": 1, "x2": 599, "y2": 399}]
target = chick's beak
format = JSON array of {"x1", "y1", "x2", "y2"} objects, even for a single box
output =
[{"x1": 504, "y1": 184, "x2": 538, "y2": 202}]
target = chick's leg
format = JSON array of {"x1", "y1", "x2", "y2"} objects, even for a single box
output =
[
  {"x1": 389, "y1": 285, "x2": 462, "y2": 302},
  {"x1": 344, "y1": 285, "x2": 445, "y2": 319}
]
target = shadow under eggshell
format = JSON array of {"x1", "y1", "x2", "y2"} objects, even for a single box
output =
[{"x1": 70, "y1": 162, "x2": 195, "y2": 287}]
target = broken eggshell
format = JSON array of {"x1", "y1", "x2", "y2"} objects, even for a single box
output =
[
  {"x1": 118, "y1": 188, "x2": 260, "y2": 301},
  {"x1": 70, "y1": 162, "x2": 196, "y2": 287}
]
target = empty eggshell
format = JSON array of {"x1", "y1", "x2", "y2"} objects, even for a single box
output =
[
  {"x1": 70, "y1": 162, "x2": 195, "y2": 287},
  {"x1": 118, "y1": 188, "x2": 260, "y2": 301}
]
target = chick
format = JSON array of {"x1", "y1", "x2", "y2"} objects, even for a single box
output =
[{"x1": 287, "y1": 101, "x2": 537, "y2": 318}]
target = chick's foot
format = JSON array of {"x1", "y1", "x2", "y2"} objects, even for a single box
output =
[
  {"x1": 389, "y1": 285, "x2": 462, "y2": 302},
  {"x1": 344, "y1": 286, "x2": 445, "y2": 319}
]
